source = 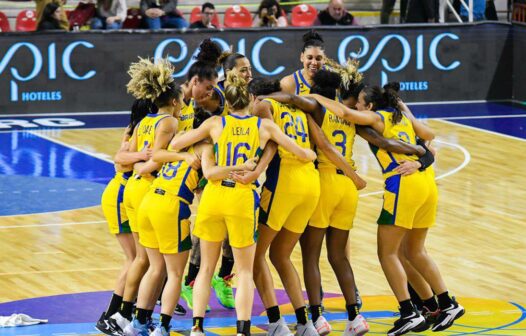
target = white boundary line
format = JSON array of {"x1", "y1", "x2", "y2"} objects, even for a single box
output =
[
  {"x1": 29, "y1": 131, "x2": 114, "y2": 164},
  {"x1": 436, "y1": 114, "x2": 526, "y2": 120},
  {"x1": 359, "y1": 139, "x2": 471, "y2": 198},
  {"x1": 0, "y1": 220, "x2": 105, "y2": 230},
  {"x1": 437, "y1": 119, "x2": 526, "y2": 142},
  {"x1": 0, "y1": 111, "x2": 129, "y2": 117}
]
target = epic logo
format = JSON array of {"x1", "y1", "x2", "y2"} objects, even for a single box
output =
[
  {"x1": 338, "y1": 33, "x2": 461, "y2": 90},
  {"x1": 0, "y1": 41, "x2": 96, "y2": 102}
]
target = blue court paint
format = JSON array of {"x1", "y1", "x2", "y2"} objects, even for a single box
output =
[
  {"x1": 0, "y1": 132, "x2": 114, "y2": 216},
  {"x1": 410, "y1": 102, "x2": 526, "y2": 119},
  {"x1": 453, "y1": 116, "x2": 526, "y2": 140},
  {"x1": 0, "y1": 290, "x2": 390, "y2": 336}
]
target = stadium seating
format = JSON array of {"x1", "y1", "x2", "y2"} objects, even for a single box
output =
[
  {"x1": 190, "y1": 6, "x2": 221, "y2": 27},
  {"x1": 513, "y1": 3, "x2": 526, "y2": 22},
  {"x1": 224, "y1": 5, "x2": 252, "y2": 28},
  {"x1": 291, "y1": 4, "x2": 317, "y2": 27},
  {"x1": 15, "y1": 9, "x2": 36, "y2": 31},
  {"x1": 0, "y1": 11, "x2": 11, "y2": 32}
]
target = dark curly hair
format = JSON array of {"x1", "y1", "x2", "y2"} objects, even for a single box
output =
[{"x1": 247, "y1": 77, "x2": 281, "y2": 96}]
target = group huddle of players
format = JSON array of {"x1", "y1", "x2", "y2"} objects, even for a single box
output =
[{"x1": 94, "y1": 31, "x2": 465, "y2": 336}]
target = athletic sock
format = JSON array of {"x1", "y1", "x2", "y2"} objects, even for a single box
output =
[
  {"x1": 423, "y1": 296, "x2": 439, "y2": 312},
  {"x1": 346, "y1": 304, "x2": 359, "y2": 321},
  {"x1": 295, "y1": 306, "x2": 308, "y2": 325},
  {"x1": 309, "y1": 305, "x2": 322, "y2": 323},
  {"x1": 192, "y1": 317, "x2": 204, "y2": 331},
  {"x1": 399, "y1": 299, "x2": 414, "y2": 317},
  {"x1": 135, "y1": 308, "x2": 149, "y2": 325},
  {"x1": 437, "y1": 291, "x2": 453, "y2": 310},
  {"x1": 236, "y1": 320, "x2": 251, "y2": 335},
  {"x1": 266, "y1": 306, "x2": 281, "y2": 323},
  {"x1": 186, "y1": 263, "x2": 200, "y2": 285},
  {"x1": 160, "y1": 314, "x2": 172, "y2": 330},
  {"x1": 105, "y1": 293, "x2": 123, "y2": 318},
  {"x1": 218, "y1": 256, "x2": 235, "y2": 278},
  {"x1": 120, "y1": 301, "x2": 134, "y2": 320}
]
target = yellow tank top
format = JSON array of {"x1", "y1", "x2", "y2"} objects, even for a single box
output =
[
  {"x1": 136, "y1": 113, "x2": 171, "y2": 152},
  {"x1": 215, "y1": 114, "x2": 262, "y2": 167},
  {"x1": 152, "y1": 146, "x2": 200, "y2": 204},
  {"x1": 371, "y1": 108, "x2": 418, "y2": 178},
  {"x1": 317, "y1": 107, "x2": 356, "y2": 170},
  {"x1": 178, "y1": 99, "x2": 195, "y2": 132},
  {"x1": 265, "y1": 98, "x2": 312, "y2": 163},
  {"x1": 214, "y1": 82, "x2": 229, "y2": 116},
  {"x1": 292, "y1": 70, "x2": 311, "y2": 96}
]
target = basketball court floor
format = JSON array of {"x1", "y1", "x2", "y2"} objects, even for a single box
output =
[{"x1": 0, "y1": 102, "x2": 525, "y2": 335}]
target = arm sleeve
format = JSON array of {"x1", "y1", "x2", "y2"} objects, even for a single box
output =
[{"x1": 416, "y1": 138, "x2": 435, "y2": 171}]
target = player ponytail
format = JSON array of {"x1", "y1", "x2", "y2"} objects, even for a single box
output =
[
  {"x1": 187, "y1": 38, "x2": 222, "y2": 82},
  {"x1": 127, "y1": 58, "x2": 182, "y2": 109},
  {"x1": 224, "y1": 72, "x2": 250, "y2": 110},
  {"x1": 128, "y1": 99, "x2": 157, "y2": 136},
  {"x1": 302, "y1": 30, "x2": 324, "y2": 52},
  {"x1": 325, "y1": 57, "x2": 364, "y2": 101},
  {"x1": 382, "y1": 82, "x2": 402, "y2": 124}
]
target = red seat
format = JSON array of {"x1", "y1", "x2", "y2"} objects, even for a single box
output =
[
  {"x1": 122, "y1": 8, "x2": 142, "y2": 29},
  {"x1": 0, "y1": 11, "x2": 11, "y2": 32},
  {"x1": 190, "y1": 6, "x2": 221, "y2": 27},
  {"x1": 513, "y1": 3, "x2": 526, "y2": 22},
  {"x1": 16, "y1": 9, "x2": 37, "y2": 31},
  {"x1": 223, "y1": 5, "x2": 252, "y2": 28},
  {"x1": 291, "y1": 4, "x2": 317, "y2": 27}
]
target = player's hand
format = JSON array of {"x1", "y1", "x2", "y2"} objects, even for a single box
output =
[
  {"x1": 395, "y1": 160, "x2": 421, "y2": 176},
  {"x1": 231, "y1": 170, "x2": 259, "y2": 184},
  {"x1": 353, "y1": 175, "x2": 367, "y2": 190},
  {"x1": 185, "y1": 153, "x2": 201, "y2": 170},
  {"x1": 242, "y1": 157, "x2": 258, "y2": 171},
  {"x1": 138, "y1": 148, "x2": 152, "y2": 161},
  {"x1": 300, "y1": 148, "x2": 317, "y2": 162}
]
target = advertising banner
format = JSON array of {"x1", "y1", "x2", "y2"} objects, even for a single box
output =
[{"x1": 0, "y1": 23, "x2": 515, "y2": 114}]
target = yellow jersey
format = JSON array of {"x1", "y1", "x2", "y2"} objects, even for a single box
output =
[
  {"x1": 265, "y1": 98, "x2": 311, "y2": 163},
  {"x1": 292, "y1": 70, "x2": 311, "y2": 96},
  {"x1": 317, "y1": 107, "x2": 357, "y2": 170},
  {"x1": 179, "y1": 99, "x2": 195, "y2": 132},
  {"x1": 215, "y1": 114, "x2": 263, "y2": 168},
  {"x1": 371, "y1": 108, "x2": 419, "y2": 178},
  {"x1": 152, "y1": 146, "x2": 200, "y2": 205},
  {"x1": 136, "y1": 113, "x2": 171, "y2": 152},
  {"x1": 214, "y1": 82, "x2": 229, "y2": 116}
]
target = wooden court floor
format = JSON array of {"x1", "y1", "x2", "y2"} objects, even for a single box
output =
[{"x1": 0, "y1": 118, "x2": 525, "y2": 335}]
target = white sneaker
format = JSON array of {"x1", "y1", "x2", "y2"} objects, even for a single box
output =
[
  {"x1": 314, "y1": 316, "x2": 331, "y2": 335},
  {"x1": 151, "y1": 326, "x2": 170, "y2": 336},
  {"x1": 268, "y1": 318, "x2": 293, "y2": 336},
  {"x1": 295, "y1": 320, "x2": 318, "y2": 336},
  {"x1": 342, "y1": 315, "x2": 369, "y2": 336},
  {"x1": 108, "y1": 312, "x2": 131, "y2": 334}
]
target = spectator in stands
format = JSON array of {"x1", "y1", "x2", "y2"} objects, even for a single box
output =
[
  {"x1": 253, "y1": 0, "x2": 287, "y2": 27},
  {"x1": 37, "y1": 2, "x2": 67, "y2": 30},
  {"x1": 405, "y1": 0, "x2": 437, "y2": 22},
  {"x1": 314, "y1": 0, "x2": 357, "y2": 25},
  {"x1": 141, "y1": 0, "x2": 188, "y2": 29},
  {"x1": 381, "y1": 0, "x2": 408, "y2": 23},
  {"x1": 189, "y1": 2, "x2": 217, "y2": 29},
  {"x1": 91, "y1": 0, "x2": 126, "y2": 29},
  {"x1": 35, "y1": 0, "x2": 69, "y2": 30},
  {"x1": 460, "y1": 0, "x2": 486, "y2": 21}
]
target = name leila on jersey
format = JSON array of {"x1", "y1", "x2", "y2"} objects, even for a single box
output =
[
  {"x1": 232, "y1": 127, "x2": 250, "y2": 136},
  {"x1": 328, "y1": 114, "x2": 352, "y2": 127}
]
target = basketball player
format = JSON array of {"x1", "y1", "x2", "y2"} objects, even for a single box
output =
[{"x1": 167, "y1": 72, "x2": 317, "y2": 336}]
